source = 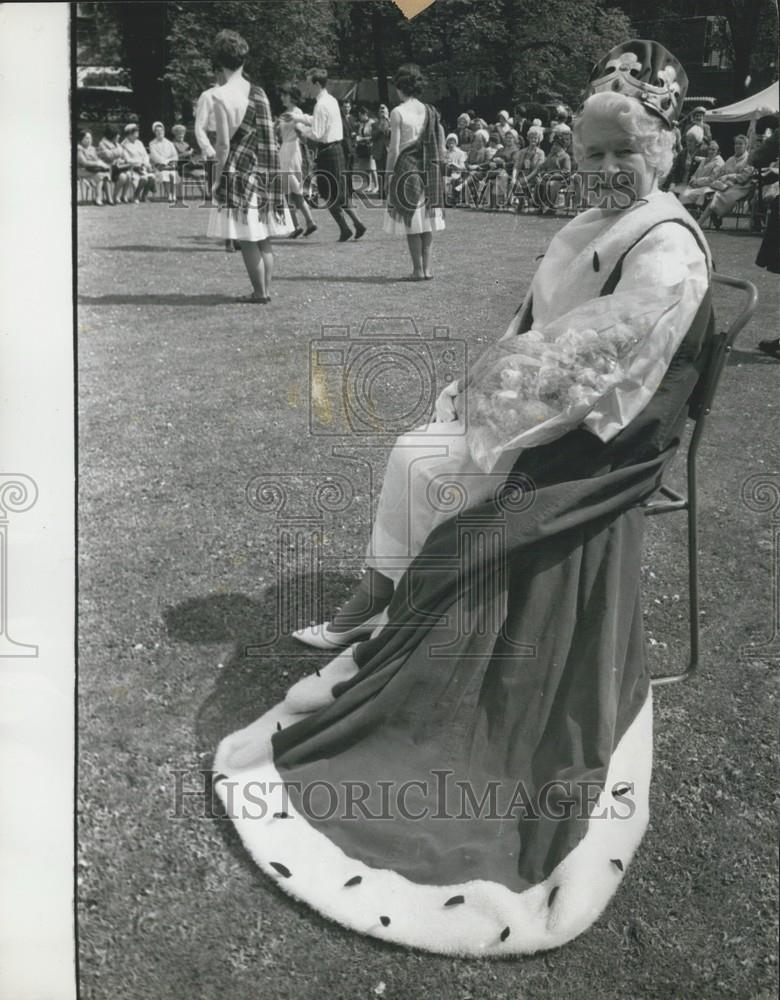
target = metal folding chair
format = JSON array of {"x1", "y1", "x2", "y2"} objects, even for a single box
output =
[{"x1": 643, "y1": 272, "x2": 759, "y2": 687}]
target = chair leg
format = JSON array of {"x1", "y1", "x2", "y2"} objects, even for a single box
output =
[{"x1": 651, "y1": 453, "x2": 700, "y2": 687}]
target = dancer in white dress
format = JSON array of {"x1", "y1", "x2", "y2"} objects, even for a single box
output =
[
  {"x1": 278, "y1": 84, "x2": 317, "y2": 239},
  {"x1": 383, "y1": 64, "x2": 446, "y2": 280},
  {"x1": 205, "y1": 30, "x2": 293, "y2": 302}
]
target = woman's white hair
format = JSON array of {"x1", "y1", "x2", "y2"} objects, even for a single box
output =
[{"x1": 573, "y1": 91, "x2": 675, "y2": 179}]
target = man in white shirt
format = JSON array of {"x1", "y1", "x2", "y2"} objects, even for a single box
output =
[{"x1": 290, "y1": 69, "x2": 366, "y2": 241}]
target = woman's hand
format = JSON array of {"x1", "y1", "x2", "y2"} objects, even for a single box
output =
[{"x1": 434, "y1": 380, "x2": 462, "y2": 422}]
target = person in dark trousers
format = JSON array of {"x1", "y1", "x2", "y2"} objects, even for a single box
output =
[
  {"x1": 289, "y1": 70, "x2": 366, "y2": 241},
  {"x1": 750, "y1": 130, "x2": 780, "y2": 358}
]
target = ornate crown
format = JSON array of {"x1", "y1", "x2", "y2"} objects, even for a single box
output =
[{"x1": 584, "y1": 39, "x2": 688, "y2": 127}]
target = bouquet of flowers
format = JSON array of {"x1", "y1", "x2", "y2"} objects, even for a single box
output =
[{"x1": 464, "y1": 290, "x2": 680, "y2": 471}]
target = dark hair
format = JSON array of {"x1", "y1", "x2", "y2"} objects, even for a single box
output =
[
  {"x1": 279, "y1": 82, "x2": 301, "y2": 104},
  {"x1": 466, "y1": 108, "x2": 476, "y2": 118},
  {"x1": 357, "y1": 105, "x2": 369, "y2": 116},
  {"x1": 78, "y1": 129, "x2": 91, "y2": 142},
  {"x1": 212, "y1": 30, "x2": 249, "y2": 70},
  {"x1": 103, "y1": 125, "x2": 118, "y2": 141},
  {"x1": 308, "y1": 67, "x2": 328, "y2": 88},
  {"x1": 394, "y1": 63, "x2": 425, "y2": 97},
  {"x1": 488, "y1": 132, "x2": 501, "y2": 143}
]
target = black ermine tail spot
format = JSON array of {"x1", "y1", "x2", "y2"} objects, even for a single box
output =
[
  {"x1": 548, "y1": 886, "x2": 559, "y2": 907},
  {"x1": 444, "y1": 895, "x2": 465, "y2": 907},
  {"x1": 344, "y1": 875, "x2": 362, "y2": 887},
  {"x1": 611, "y1": 858, "x2": 624, "y2": 872},
  {"x1": 273, "y1": 812, "x2": 290, "y2": 819},
  {"x1": 380, "y1": 915, "x2": 391, "y2": 927},
  {"x1": 593, "y1": 251, "x2": 600, "y2": 272},
  {"x1": 500, "y1": 926, "x2": 510, "y2": 942},
  {"x1": 315, "y1": 668, "x2": 321, "y2": 678},
  {"x1": 276, "y1": 722, "x2": 282, "y2": 732},
  {"x1": 270, "y1": 862, "x2": 291, "y2": 878},
  {"x1": 213, "y1": 773, "x2": 229, "y2": 784},
  {"x1": 613, "y1": 784, "x2": 631, "y2": 797}
]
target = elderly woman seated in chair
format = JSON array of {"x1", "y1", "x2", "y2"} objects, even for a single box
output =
[
  {"x1": 171, "y1": 124, "x2": 206, "y2": 205},
  {"x1": 77, "y1": 130, "x2": 113, "y2": 205},
  {"x1": 665, "y1": 124, "x2": 705, "y2": 195},
  {"x1": 678, "y1": 139, "x2": 724, "y2": 216},
  {"x1": 121, "y1": 124, "x2": 155, "y2": 203},
  {"x1": 511, "y1": 123, "x2": 546, "y2": 210},
  {"x1": 149, "y1": 121, "x2": 180, "y2": 206},
  {"x1": 699, "y1": 134, "x2": 753, "y2": 229}
]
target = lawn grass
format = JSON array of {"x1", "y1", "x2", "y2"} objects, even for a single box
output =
[{"x1": 77, "y1": 200, "x2": 779, "y2": 1000}]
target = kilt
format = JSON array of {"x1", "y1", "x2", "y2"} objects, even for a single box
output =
[{"x1": 315, "y1": 141, "x2": 347, "y2": 208}]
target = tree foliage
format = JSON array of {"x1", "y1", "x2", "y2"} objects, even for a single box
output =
[
  {"x1": 164, "y1": 1, "x2": 336, "y2": 111},
  {"x1": 80, "y1": 0, "x2": 631, "y2": 123},
  {"x1": 713, "y1": 0, "x2": 778, "y2": 95},
  {"x1": 333, "y1": 0, "x2": 632, "y2": 108}
]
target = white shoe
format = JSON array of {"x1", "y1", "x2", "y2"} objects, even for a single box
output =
[{"x1": 291, "y1": 612, "x2": 384, "y2": 649}]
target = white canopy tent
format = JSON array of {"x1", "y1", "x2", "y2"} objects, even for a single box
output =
[{"x1": 704, "y1": 82, "x2": 779, "y2": 123}]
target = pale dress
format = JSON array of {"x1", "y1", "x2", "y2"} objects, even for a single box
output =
[
  {"x1": 207, "y1": 82, "x2": 294, "y2": 242},
  {"x1": 149, "y1": 137, "x2": 178, "y2": 185},
  {"x1": 278, "y1": 109, "x2": 306, "y2": 197},
  {"x1": 383, "y1": 102, "x2": 446, "y2": 237},
  {"x1": 679, "y1": 154, "x2": 725, "y2": 207}
]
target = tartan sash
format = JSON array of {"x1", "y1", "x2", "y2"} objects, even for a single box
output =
[{"x1": 217, "y1": 84, "x2": 286, "y2": 222}]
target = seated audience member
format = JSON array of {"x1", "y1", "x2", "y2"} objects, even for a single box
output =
[
  {"x1": 171, "y1": 123, "x2": 205, "y2": 203},
  {"x1": 482, "y1": 154, "x2": 511, "y2": 208},
  {"x1": 512, "y1": 123, "x2": 545, "y2": 208},
  {"x1": 77, "y1": 130, "x2": 113, "y2": 206},
  {"x1": 96, "y1": 125, "x2": 130, "y2": 203},
  {"x1": 456, "y1": 113, "x2": 472, "y2": 150},
  {"x1": 535, "y1": 131, "x2": 572, "y2": 215},
  {"x1": 495, "y1": 109, "x2": 514, "y2": 138},
  {"x1": 148, "y1": 121, "x2": 180, "y2": 206},
  {"x1": 550, "y1": 105, "x2": 572, "y2": 139},
  {"x1": 500, "y1": 130, "x2": 521, "y2": 165},
  {"x1": 699, "y1": 134, "x2": 753, "y2": 229},
  {"x1": 487, "y1": 132, "x2": 504, "y2": 158},
  {"x1": 121, "y1": 123, "x2": 155, "y2": 203},
  {"x1": 678, "y1": 139, "x2": 724, "y2": 214},
  {"x1": 443, "y1": 133, "x2": 467, "y2": 204},
  {"x1": 461, "y1": 128, "x2": 493, "y2": 205},
  {"x1": 665, "y1": 124, "x2": 705, "y2": 193},
  {"x1": 681, "y1": 106, "x2": 712, "y2": 146}
]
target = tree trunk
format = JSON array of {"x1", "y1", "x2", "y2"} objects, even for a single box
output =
[{"x1": 115, "y1": 1, "x2": 173, "y2": 133}]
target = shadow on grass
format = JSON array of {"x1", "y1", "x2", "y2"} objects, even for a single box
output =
[
  {"x1": 78, "y1": 293, "x2": 247, "y2": 305},
  {"x1": 272, "y1": 274, "x2": 425, "y2": 285},
  {"x1": 164, "y1": 574, "x2": 359, "y2": 748},
  {"x1": 97, "y1": 244, "x2": 222, "y2": 253},
  {"x1": 728, "y1": 347, "x2": 780, "y2": 366}
]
